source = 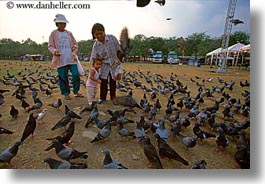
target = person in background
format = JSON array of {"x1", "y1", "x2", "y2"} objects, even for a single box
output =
[
  {"x1": 90, "y1": 23, "x2": 121, "y2": 105},
  {"x1": 86, "y1": 58, "x2": 102, "y2": 105},
  {"x1": 48, "y1": 14, "x2": 84, "y2": 100}
]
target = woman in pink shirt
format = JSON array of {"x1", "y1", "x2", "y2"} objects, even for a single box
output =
[{"x1": 48, "y1": 14, "x2": 84, "y2": 100}]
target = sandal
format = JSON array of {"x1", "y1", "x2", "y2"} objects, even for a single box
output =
[
  {"x1": 65, "y1": 95, "x2": 71, "y2": 100},
  {"x1": 75, "y1": 93, "x2": 84, "y2": 98}
]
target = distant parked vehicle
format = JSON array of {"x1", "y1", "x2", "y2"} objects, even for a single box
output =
[
  {"x1": 152, "y1": 51, "x2": 163, "y2": 63},
  {"x1": 167, "y1": 51, "x2": 180, "y2": 64}
]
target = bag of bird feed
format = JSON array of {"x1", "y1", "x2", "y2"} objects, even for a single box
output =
[{"x1": 114, "y1": 64, "x2": 122, "y2": 81}]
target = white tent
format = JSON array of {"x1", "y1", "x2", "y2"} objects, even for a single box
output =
[
  {"x1": 206, "y1": 42, "x2": 246, "y2": 66},
  {"x1": 240, "y1": 44, "x2": 250, "y2": 52},
  {"x1": 206, "y1": 47, "x2": 222, "y2": 65}
]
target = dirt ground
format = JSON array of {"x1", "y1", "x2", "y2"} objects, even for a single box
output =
[{"x1": 0, "y1": 60, "x2": 250, "y2": 169}]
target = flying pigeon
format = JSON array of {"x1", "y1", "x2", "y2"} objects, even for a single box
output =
[
  {"x1": 155, "y1": 0, "x2": 165, "y2": 6},
  {"x1": 231, "y1": 19, "x2": 244, "y2": 25}
]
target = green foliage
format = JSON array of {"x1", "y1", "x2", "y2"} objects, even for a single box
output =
[{"x1": 0, "y1": 31, "x2": 250, "y2": 59}]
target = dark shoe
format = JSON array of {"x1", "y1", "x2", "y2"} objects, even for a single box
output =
[
  {"x1": 75, "y1": 93, "x2": 84, "y2": 98},
  {"x1": 97, "y1": 99, "x2": 105, "y2": 104}
]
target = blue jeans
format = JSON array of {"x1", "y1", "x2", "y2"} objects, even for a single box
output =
[{"x1": 57, "y1": 64, "x2": 80, "y2": 96}]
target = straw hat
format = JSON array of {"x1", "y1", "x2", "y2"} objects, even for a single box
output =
[{"x1": 54, "y1": 14, "x2": 69, "y2": 23}]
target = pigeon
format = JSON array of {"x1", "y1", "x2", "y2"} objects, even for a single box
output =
[
  {"x1": 134, "y1": 121, "x2": 146, "y2": 141},
  {"x1": 112, "y1": 95, "x2": 142, "y2": 109},
  {"x1": 64, "y1": 104, "x2": 70, "y2": 115},
  {"x1": 178, "y1": 134, "x2": 197, "y2": 150},
  {"x1": 10, "y1": 105, "x2": 19, "y2": 119},
  {"x1": 231, "y1": 19, "x2": 244, "y2": 25},
  {"x1": 0, "y1": 93, "x2": 5, "y2": 105},
  {"x1": 20, "y1": 113, "x2": 37, "y2": 142},
  {"x1": 43, "y1": 157, "x2": 87, "y2": 169},
  {"x1": 51, "y1": 139, "x2": 88, "y2": 161},
  {"x1": 155, "y1": 118, "x2": 168, "y2": 141},
  {"x1": 67, "y1": 109, "x2": 82, "y2": 120},
  {"x1": 141, "y1": 136, "x2": 163, "y2": 169},
  {"x1": 235, "y1": 147, "x2": 250, "y2": 169},
  {"x1": 102, "y1": 149, "x2": 128, "y2": 169},
  {"x1": 85, "y1": 106, "x2": 99, "y2": 128},
  {"x1": 117, "y1": 121, "x2": 135, "y2": 139},
  {"x1": 21, "y1": 99, "x2": 30, "y2": 111},
  {"x1": 35, "y1": 108, "x2": 48, "y2": 123},
  {"x1": 191, "y1": 160, "x2": 207, "y2": 169},
  {"x1": 0, "y1": 89, "x2": 10, "y2": 94},
  {"x1": 215, "y1": 127, "x2": 229, "y2": 151},
  {"x1": 192, "y1": 123, "x2": 216, "y2": 142},
  {"x1": 0, "y1": 141, "x2": 22, "y2": 164},
  {"x1": 51, "y1": 114, "x2": 72, "y2": 131},
  {"x1": 48, "y1": 99, "x2": 62, "y2": 110},
  {"x1": 79, "y1": 101, "x2": 97, "y2": 114},
  {"x1": 90, "y1": 122, "x2": 111, "y2": 143},
  {"x1": 155, "y1": 134, "x2": 189, "y2": 166},
  {"x1": 155, "y1": 0, "x2": 165, "y2": 6},
  {"x1": 27, "y1": 97, "x2": 43, "y2": 112},
  {"x1": 45, "y1": 121, "x2": 75, "y2": 151},
  {"x1": 0, "y1": 127, "x2": 14, "y2": 134}
]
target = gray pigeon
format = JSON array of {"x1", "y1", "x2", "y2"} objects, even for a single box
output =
[
  {"x1": 112, "y1": 95, "x2": 142, "y2": 109},
  {"x1": 102, "y1": 149, "x2": 128, "y2": 169},
  {"x1": 90, "y1": 122, "x2": 111, "y2": 143},
  {"x1": 48, "y1": 98, "x2": 62, "y2": 109},
  {"x1": 0, "y1": 141, "x2": 22, "y2": 164},
  {"x1": 51, "y1": 114, "x2": 72, "y2": 131},
  {"x1": 43, "y1": 157, "x2": 87, "y2": 169},
  {"x1": 191, "y1": 160, "x2": 207, "y2": 169},
  {"x1": 155, "y1": 118, "x2": 168, "y2": 141},
  {"x1": 51, "y1": 139, "x2": 88, "y2": 161},
  {"x1": 85, "y1": 106, "x2": 99, "y2": 128}
]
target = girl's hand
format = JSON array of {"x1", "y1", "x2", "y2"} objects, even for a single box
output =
[
  {"x1": 54, "y1": 51, "x2": 61, "y2": 56},
  {"x1": 72, "y1": 53, "x2": 77, "y2": 62},
  {"x1": 115, "y1": 59, "x2": 121, "y2": 66},
  {"x1": 97, "y1": 79, "x2": 102, "y2": 84}
]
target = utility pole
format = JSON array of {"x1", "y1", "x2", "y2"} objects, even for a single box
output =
[{"x1": 217, "y1": 0, "x2": 237, "y2": 73}]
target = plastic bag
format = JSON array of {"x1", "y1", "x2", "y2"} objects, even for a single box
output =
[
  {"x1": 114, "y1": 64, "x2": 122, "y2": 81},
  {"x1": 76, "y1": 57, "x2": 84, "y2": 76}
]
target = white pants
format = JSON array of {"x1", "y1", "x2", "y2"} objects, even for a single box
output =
[{"x1": 86, "y1": 86, "x2": 98, "y2": 103}]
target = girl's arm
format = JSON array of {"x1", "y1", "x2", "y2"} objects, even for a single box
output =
[{"x1": 89, "y1": 69, "x2": 101, "y2": 83}]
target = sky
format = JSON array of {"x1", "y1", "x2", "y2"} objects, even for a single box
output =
[{"x1": 0, "y1": 0, "x2": 250, "y2": 43}]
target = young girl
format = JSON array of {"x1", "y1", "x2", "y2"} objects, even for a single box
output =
[{"x1": 86, "y1": 59, "x2": 102, "y2": 104}]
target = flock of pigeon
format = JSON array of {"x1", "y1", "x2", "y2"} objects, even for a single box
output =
[{"x1": 0, "y1": 62, "x2": 250, "y2": 169}]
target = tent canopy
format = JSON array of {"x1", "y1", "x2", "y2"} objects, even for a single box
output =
[
  {"x1": 227, "y1": 43, "x2": 246, "y2": 53},
  {"x1": 240, "y1": 44, "x2": 250, "y2": 52},
  {"x1": 206, "y1": 42, "x2": 246, "y2": 57},
  {"x1": 206, "y1": 47, "x2": 222, "y2": 56}
]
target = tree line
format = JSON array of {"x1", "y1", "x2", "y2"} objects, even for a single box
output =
[{"x1": 0, "y1": 31, "x2": 249, "y2": 60}]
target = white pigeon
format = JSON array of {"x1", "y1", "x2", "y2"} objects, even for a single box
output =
[{"x1": 36, "y1": 108, "x2": 48, "y2": 123}]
